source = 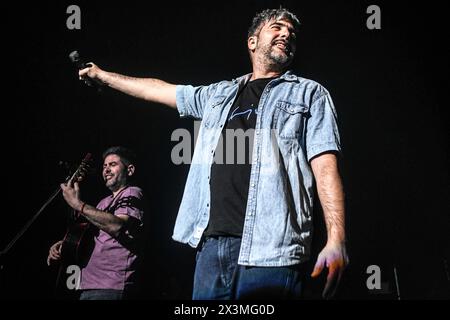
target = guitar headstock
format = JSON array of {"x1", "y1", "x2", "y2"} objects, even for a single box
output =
[{"x1": 65, "y1": 153, "x2": 93, "y2": 184}]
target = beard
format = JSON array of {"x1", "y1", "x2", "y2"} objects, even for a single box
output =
[
  {"x1": 257, "y1": 41, "x2": 294, "y2": 69},
  {"x1": 105, "y1": 177, "x2": 118, "y2": 190},
  {"x1": 104, "y1": 174, "x2": 126, "y2": 192}
]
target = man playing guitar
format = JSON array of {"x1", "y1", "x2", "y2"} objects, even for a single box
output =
[{"x1": 47, "y1": 146, "x2": 145, "y2": 300}]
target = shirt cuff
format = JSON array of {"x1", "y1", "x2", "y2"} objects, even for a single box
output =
[{"x1": 307, "y1": 142, "x2": 341, "y2": 162}]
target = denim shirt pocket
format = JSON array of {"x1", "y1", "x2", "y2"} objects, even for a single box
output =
[
  {"x1": 274, "y1": 101, "x2": 309, "y2": 139},
  {"x1": 203, "y1": 96, "x2": 226, "y2": 128}
]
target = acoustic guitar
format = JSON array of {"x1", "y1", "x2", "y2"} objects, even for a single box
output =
[{"x1": 54, "y1": 153, "x2": 95, "y2": 295}]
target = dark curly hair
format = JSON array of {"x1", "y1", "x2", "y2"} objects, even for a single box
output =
[
  {"x1": 248, "y1": 8, "x2": 301, "y2": 38},
  {"x1": 102, "y1": 146, "x2": 137, "y2": 168}
]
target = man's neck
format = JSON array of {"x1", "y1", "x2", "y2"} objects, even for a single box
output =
[
  {"x1": 250, "y1": 70, "x2": 283, "y2": 81},
  {"x1": 250, "y1": 61, "x2": 285, "y2": 81},
  {"x1": 111, "y1": 184, "x2": 128, "y2": 197}
]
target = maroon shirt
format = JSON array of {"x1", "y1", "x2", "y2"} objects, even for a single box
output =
[{"x1": 80, "y1": 186, "x2": 144, "y2": 290}]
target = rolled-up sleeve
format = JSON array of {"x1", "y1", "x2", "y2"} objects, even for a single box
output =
[
  {"x1": 306, "y1": 92, "x2": 342, "y2": 162},
  {"x1": 114, "y1": 187, "x2": 144, "y2": 221},
  {"x1": 176, "y1": 83, "x2": 218, "y2": 119}
]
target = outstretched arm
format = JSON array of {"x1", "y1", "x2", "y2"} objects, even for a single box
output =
[
  {"x1": 79, "y1": 63, "x2": 177, "y2": 108},
  {"x1": 310, "y1": 152, "x2": 349, "y2": 299}
]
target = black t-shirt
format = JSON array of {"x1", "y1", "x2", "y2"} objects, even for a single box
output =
[{"x1": 205, "y1": 77, "x2": 274, "y2": 237}]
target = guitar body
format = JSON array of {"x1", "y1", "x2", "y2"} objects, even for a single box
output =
[
  {"x1": 61, "y1": 213, "x2": 95, "y2": 268},
  {"x1": 53, "y1": 153, "x2": 95, "y2": 298},
  {"x1": 54, "y1": 214, "x2": 96, "y2": 298}
]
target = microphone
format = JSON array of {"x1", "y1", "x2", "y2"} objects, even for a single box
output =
[{"x1": 69, "y1": 50, "x2": 103, "y2": 90}]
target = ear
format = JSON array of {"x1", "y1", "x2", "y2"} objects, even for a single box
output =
[
  {"x1": 127, "y1": 164, "x2": 135, "y2": 177},
  {"x1": 248, "y1": 36, "x2": 257, "y2": 51}
]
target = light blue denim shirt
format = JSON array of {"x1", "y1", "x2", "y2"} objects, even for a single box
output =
[{"x1": 173, "y1": 70, "x2": 341, "y2": 266}]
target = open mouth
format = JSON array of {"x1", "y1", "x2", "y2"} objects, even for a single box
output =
[
  {"x1": 273, "y1": 40, "x2": 290, "y2": 54},
  {"x1": 276, "y1": 43, "x2": 286, "y2": 50}
]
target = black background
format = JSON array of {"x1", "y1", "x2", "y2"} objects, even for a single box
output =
[{"x1": 0, "y1": 0, "x2": 448, "y2": 300}]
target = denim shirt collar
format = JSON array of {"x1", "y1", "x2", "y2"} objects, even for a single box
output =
[{"x1": 232, "y1": 70, "x2": 299, "y2": 85}]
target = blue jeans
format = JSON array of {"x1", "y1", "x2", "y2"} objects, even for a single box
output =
[{"x1": 193, "y1": 236, "x2": 304, "y2": 300}]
